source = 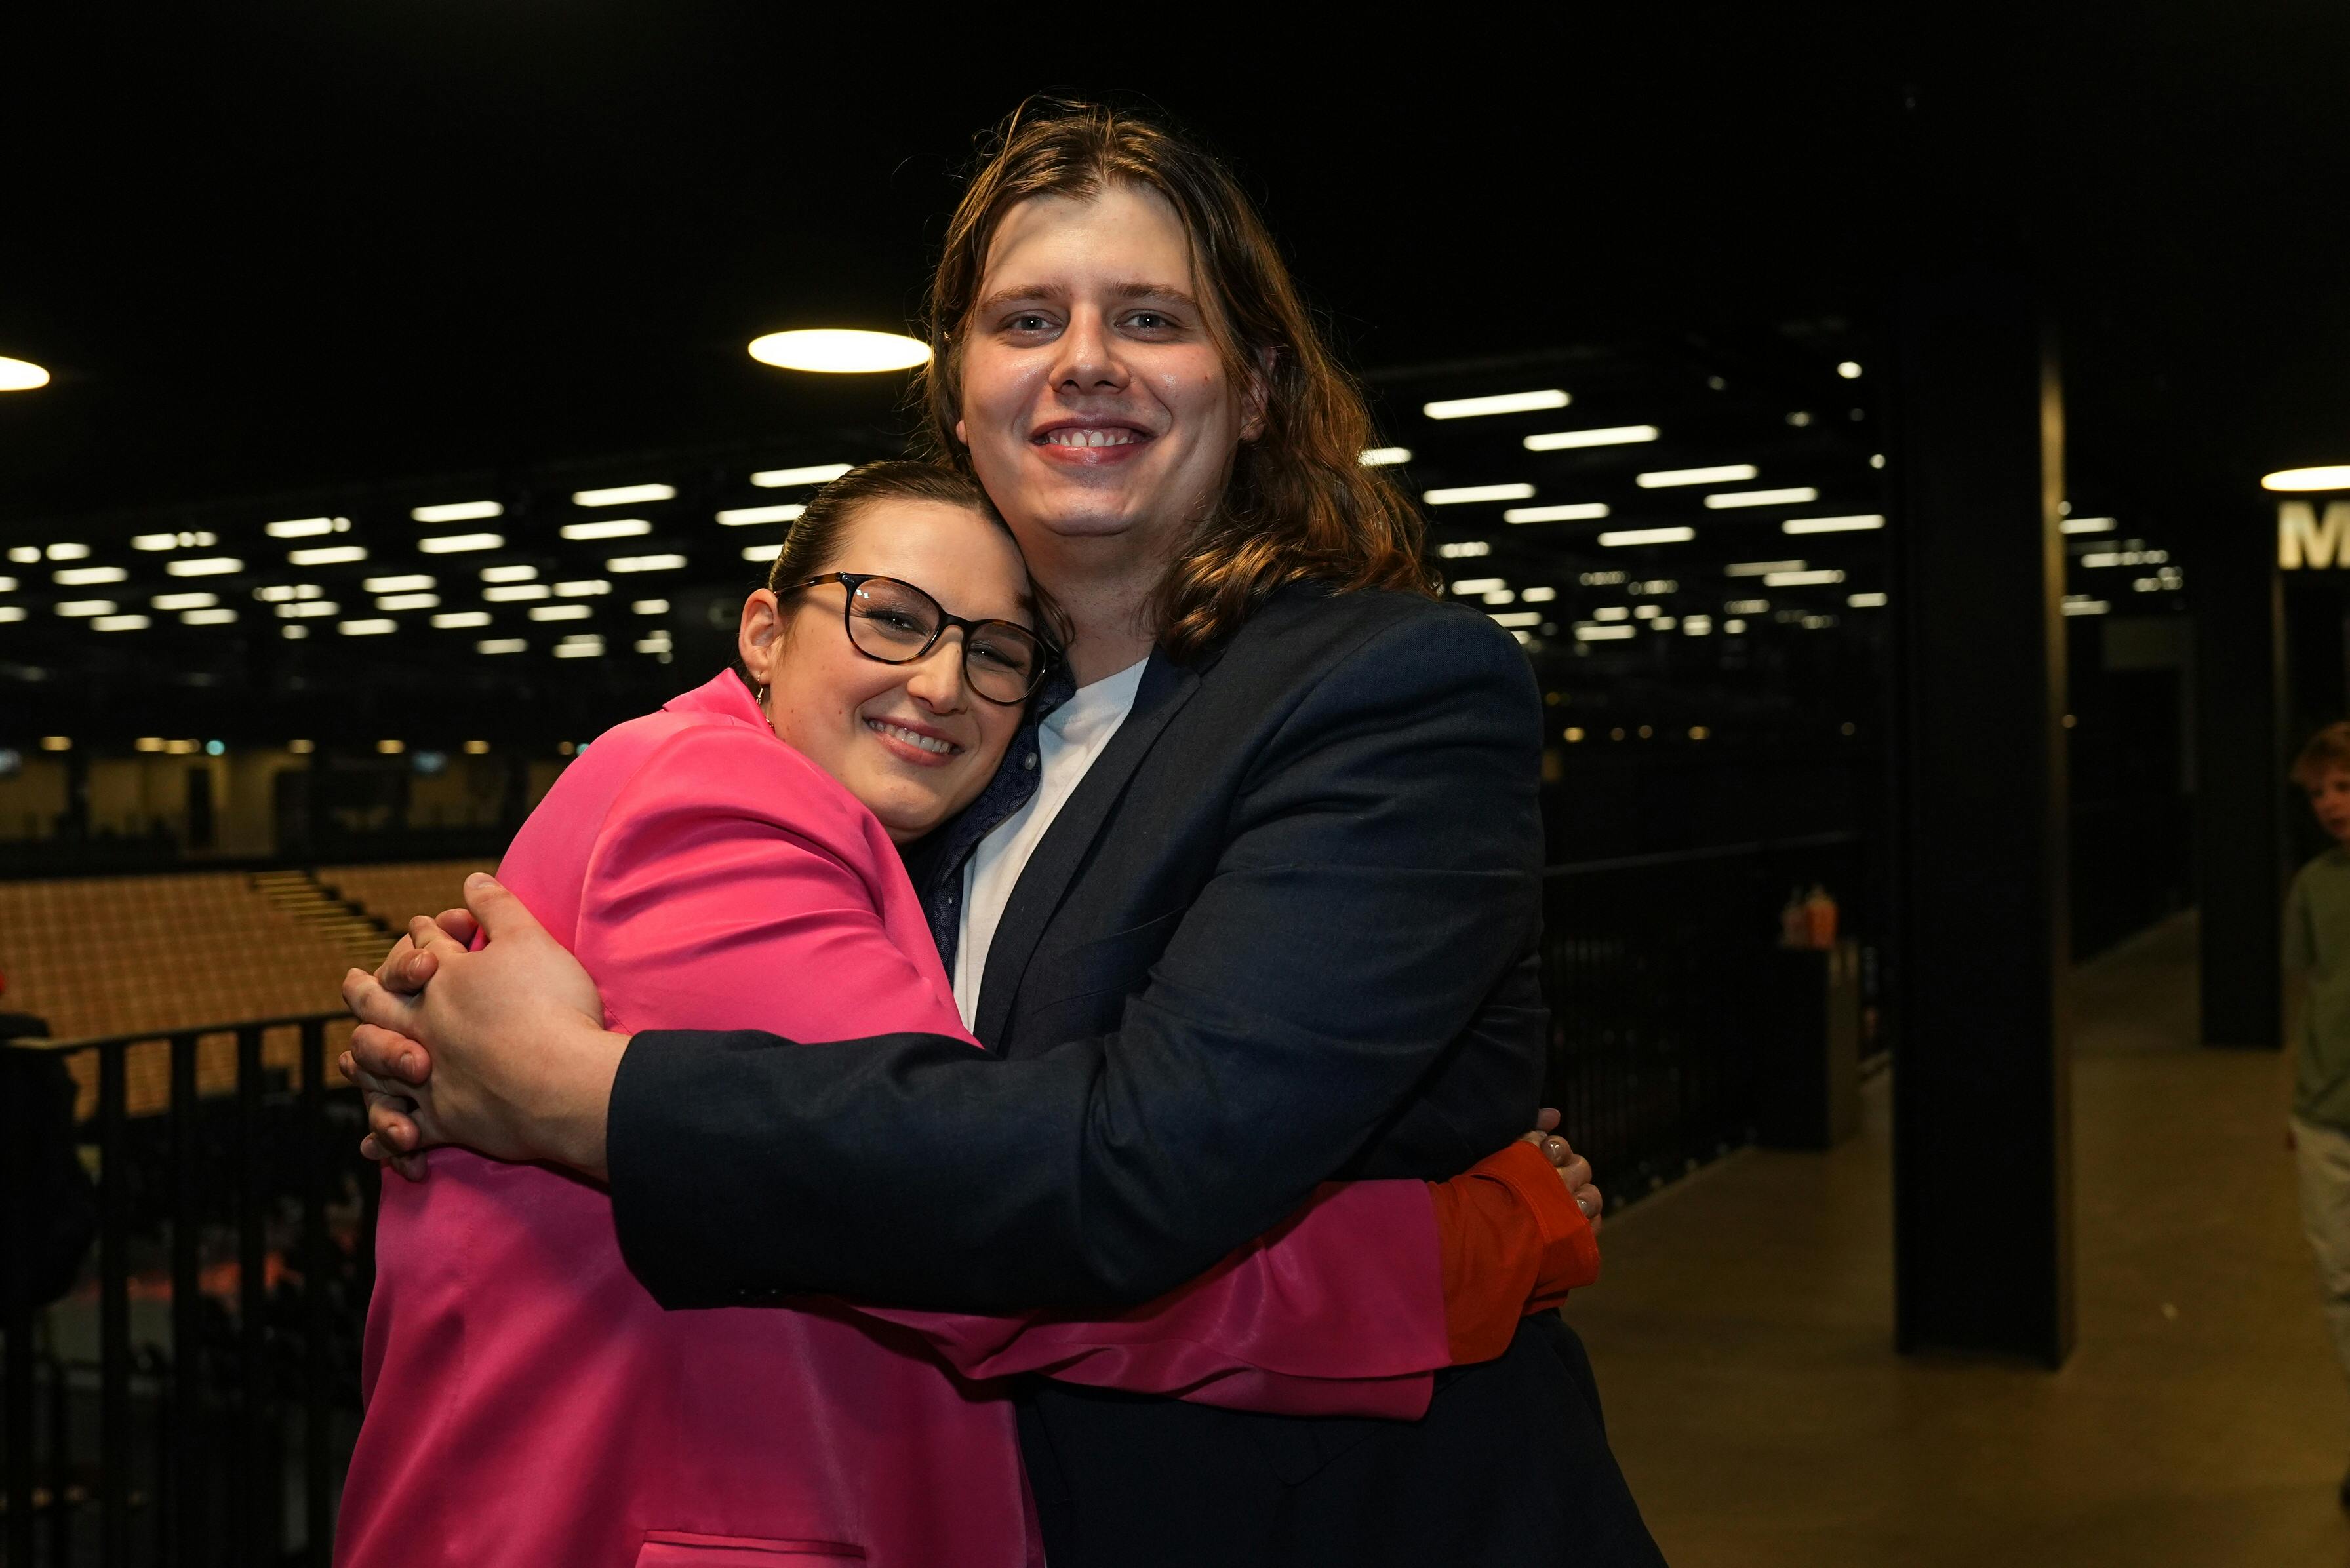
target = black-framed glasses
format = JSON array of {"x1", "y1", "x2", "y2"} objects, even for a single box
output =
[{"x1": 783, "y1": 573, "x2": 1055, "y2": 705}]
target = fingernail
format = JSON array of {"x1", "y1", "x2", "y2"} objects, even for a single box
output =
[
  {"x1": 467, "y1": 872, "x2": 498, "y2": 890},
  {"x1": 400, "y1": 1053, "x2": 420, "y2": 1076}
]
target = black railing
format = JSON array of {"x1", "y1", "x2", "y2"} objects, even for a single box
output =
[
  {"x1": 1542, "y1": 831, "x2": 1872, "y2": 1204},
  {"x1": 1, "y1": 1013, "x2": 374, "y2": 1568}
]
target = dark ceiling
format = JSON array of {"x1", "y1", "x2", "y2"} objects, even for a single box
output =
[{"x1": 6, "y1": 3, "x2": 2347, "y2": 535}]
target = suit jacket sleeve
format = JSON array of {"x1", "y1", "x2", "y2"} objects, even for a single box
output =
[
  {"x1": 576, "y1": 722, "x2": 1450, "y2": 1415},
  {"x1": 608, "y1": 606, "x2": 1544, "y2": 1310}
]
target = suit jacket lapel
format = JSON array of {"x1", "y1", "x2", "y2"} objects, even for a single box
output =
[{"x1": 974, "y1": 649, "x2": 1201, "y2": 1048}]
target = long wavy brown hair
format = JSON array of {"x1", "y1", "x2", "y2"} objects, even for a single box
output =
[{"x1": 912, "y1": 97, "x2": 1435, "y2": 660}]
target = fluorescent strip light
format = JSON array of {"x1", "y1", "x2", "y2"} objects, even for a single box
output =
[
  {"x1": 254, "y1": 585, "x2": 322, "y2": 602},
  {"x1": 1848, "y1": 591, "x2": 1889, "y2": 608},
  {"x1": 340, "y1": 619, "x2": 397, "y2": 635},
  {"x1": 0, "y1": 608, "x2": 23, "y2": 623},
  {"x1": 165, "y1": 558, "x2": 243, "y2": 577},
  {"x1": 483, "y1": 584, "x2": 551, "y2": 602},
  {"x1": 743, "y1": 544, "x2": 782, "y2": 563},
  {"x1": 376, "y1": 593, "x2": 439, "y2": 611},
  {"x1": 560, "y1": 519, "x2": 652, "y2": 541},
  {"x1": 1636, "y1": 465, "x2": 1758, "y2": 488},
  {"x1": 635, "y1": 635, "x2": 673, "y2": 654},
  {"x1": 750, "y1": 463, "x2": 854, "y2": 488},
  {"x1": 476, "y1": 638, "x2": 527, "y2": 654},
  {"x1": 1725, "y1": 560, "x2": 1805, "y2": 577},
  {"x1": 632, "y1": 598, "x2": 669, "y2": 614},
  {"x1": 180, "y1": 608, "x2": 237, "y2": 625},
  {"x1": 1520, "y1": 586, "x2": 1557, "y2": 603},
  {"x1": 1424, "y1": 484, "x2": 1536, "y2": 505},
  {"x1": 1448, "y1": 578, "x2": 1506, "y2": 595},
  {"x1": 412, "y1": 501, "x2": 504, "y2": 523},
  {"x1": 553, "y1": 637, "x2": 605, "y2": 658},
  {"x1": 1505, "y1": 503, "x2": 1610, "y2": 524},
  {"x1": 555, "y1": 579, "x2": 610, "y2": 597},
  {"x1": 132, "y1": 535, "x2": 176, "y2": 551},
  {"x1": 266, "y1": 517, "x2": 349, "y2": 538},
  {"x1": 572, "y1": 483, "x2": 675, "y2": 507},
  {"x1": 151, "y1": 593, "x2": 218, "y2": 611},
  {"x1": 1422, "y1": 389, "x2": 1570, "y2": 420},
  {"x1": 1725, "y1": 598, "x2": 1770, "y2": 614},
  {"x1": 1599, "y1": 527, "x2": 1696, "y2": 547},
  {"x1": 91, "y1": 615, "x2": 150, "y2": 632},
  {"x1": 1783, "y1": 515, "x2": 1886, "y2": 535},
  {"x1": 1523, "y1": 425, "x2": 1659, "y2": 452},
  {"x1": 56, "y1": 600, "x2": 117, "y2": 617},
  {"x1": 288, "y1": 545, "x2": 367, "y2": 566},
  {"x1": 1593, "y1": 607, "x2": 1630, "y2": 621},
  {"x1": 1764, "y1": 569, "x2": 1846, "y2": 587},
  {"x1": 363, "y1": 575, "x2": 435, "y2": 593},
  {"x1": 2060, "y1": 517, "x2": 2117, "y2": 534},
  {"x1": 1490, "y1": 612, "x2": 1543, "y2": 627},
  {"x1": 432, "y1": 612, "x2": 492, "y2": 629},
  {"x1": 529, "y1": 604, "x2": 593, "y2": 621},
  {"x1": 281, "y1": 626, "x2": 308, "y2": 640},
  {"x1": 716, "y1": 504, "x2": 807, "y2": 526},
  {"x1": 607, "y1": 555, "x2": 687, "y2": 572},
  {"x1": 1574, "y1": 624, "x2": 1637, "y2": 642},
  {"x1": 2063, "y1": 598, "x2": 2111, "y2": 616},
  {"x1": 47, "y1": 544, "x2": 90, "y2": 560},
  {"x1": 54, "y1": 566, "x2": 127, "y2": 585},
  {"x1": 480, "y1": 564, "x2": 537, "y2": 583},
  {"x1": 1705, "y1": 488, "x2": 1818, "y2": 510},
  {"x1": 2262, "y1": 466, "x2": 2350, "y2": 493},
  {"x1": 1359, "y1": 447, "x2": 1412, "y2": 467},
  {"x1": 277, "y1": 602, "x2": 338, "y2": 618},
  {"x1": 418, "y1": 534, "x2": 502, "y2": 554}
]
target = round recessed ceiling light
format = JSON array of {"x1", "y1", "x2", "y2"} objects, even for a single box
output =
[
  {"x1": 2263, "y1": 465, "x2": 2350, "y2": 493},
  {"x1": 0, "y1": 356, "x2": 50, "y2": 391},
  {"x1": 748, "y1": 329, "x2": 930, "y2": 374}
]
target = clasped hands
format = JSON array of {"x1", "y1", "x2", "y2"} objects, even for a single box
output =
[
  {"x1": 338, "y1": 873, "x2": 628, "y2": 1182},
  {"x1": 340, "y1": 876, "x2": 1603, "y2": 1230}
]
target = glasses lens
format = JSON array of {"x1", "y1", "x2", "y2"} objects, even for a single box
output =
[
  {"x1": 964, "y1": 622, "x2": 1045, "y2": 703},
  {"x1": 845, "y1": 576, "x2": 1045, "y2": 703},
  {"x1": 845, "y1": 578, "x2": 941, "y2": 659}
]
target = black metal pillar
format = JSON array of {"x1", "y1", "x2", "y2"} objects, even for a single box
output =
[
  {"x1": 2194, "y1": 490, "x2": 2286, "y2": 1048},
  {"x1": 1890, "y1": 273, "x2": 2075, "y2": 1366}
]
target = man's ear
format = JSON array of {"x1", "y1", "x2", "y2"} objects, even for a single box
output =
[
  {"x1": 738, "y1": 589, "x2": 784, "y2": 686},
  {"x1": 1239, "y1": 345, "x2": 1278, "y2": 442}
]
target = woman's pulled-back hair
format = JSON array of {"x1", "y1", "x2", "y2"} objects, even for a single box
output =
[
  {"x1": 759, "y1": 458, "x2": 1066, "y2": 646},
  {"x1": 914, "y1": 96, "x2": 1435, "y2": 660}
]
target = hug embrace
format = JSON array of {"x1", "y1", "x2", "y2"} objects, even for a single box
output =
[{"x1": 336, "y1": 98, "x2": 1665, "y2": 1567}]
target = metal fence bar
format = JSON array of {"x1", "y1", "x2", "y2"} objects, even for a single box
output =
[
  {"x1": 233, "y1": 1025, "x2": 272, "y2": 1562},
  {"x1": 3, "y1": 1048, "x2": 37, "y2": 1568},
  {"x1": 300, "y1": 1018, "x2": 332, "y2": 1567},
  {"x1": 170, "y1": 1032, "x2": 203, "y2": 1565},
  {"x1": 98, "y1": 1042, "x2": 130, "y2": 1567}
]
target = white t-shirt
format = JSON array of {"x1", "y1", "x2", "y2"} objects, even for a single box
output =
[{"x1": 952, "y1": 656, "x2": 1149, "y2": 1030}]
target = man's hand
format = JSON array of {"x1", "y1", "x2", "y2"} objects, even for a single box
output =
[
  {"x1": 338, "y1": 873, "x2": 629, "y2": 1181},
  {"x1": 1521, "y1": 1107, "x2": 1603, "y2": 1236}
]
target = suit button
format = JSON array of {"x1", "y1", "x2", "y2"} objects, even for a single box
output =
[{"x1": 1024, "y1": 753, "x2": 1038, "y2": 769}]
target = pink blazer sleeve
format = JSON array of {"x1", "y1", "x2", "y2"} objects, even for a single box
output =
[{"x1": 575, "y1": 722, "x2": 1447, "y2": 1420}]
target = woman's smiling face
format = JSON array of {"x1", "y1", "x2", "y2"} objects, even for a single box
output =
[
  {"x1": 738, "y1": 498, "x2": 1033, "y2": 842},
  {"x1": 954, "y1": 183, "x2": 1260, "y2": 571}
]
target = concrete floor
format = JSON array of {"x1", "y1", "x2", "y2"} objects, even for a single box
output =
[{"x1": 1568, "y1": 914, "x2": 2350, "y2": 1566}]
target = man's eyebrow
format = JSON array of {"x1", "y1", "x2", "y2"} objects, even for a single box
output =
[{"x1": 972, "y1": 281, "x2": 1199, "y2": 315}]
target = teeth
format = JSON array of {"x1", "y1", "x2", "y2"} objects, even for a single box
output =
[
  {"x1": 868, "y1": 718, "x2": 955, "y2": 755},
  {"x1": 1041, "y1": 428, "x2": 1142, "y2": 448}
]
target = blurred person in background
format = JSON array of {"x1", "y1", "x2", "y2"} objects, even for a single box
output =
[
  {"x1": 2286, "y1": 720, "x2": 2350, "y2": 1508},
  {"x1": 346, "y1": 98, "x2": 1663, "y2": 1566}
]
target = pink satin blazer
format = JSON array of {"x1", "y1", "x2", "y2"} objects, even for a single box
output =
[{"x1": 336, "y1": 673, "x2": 1454, "y2": 1568}]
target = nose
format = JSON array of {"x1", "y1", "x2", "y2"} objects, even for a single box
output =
[
  {"x1": 902, "y1": 631, "x2": 971, "y2": 714},
  {"x1": 1051, "y1": 306, "x2": 1130, "y2": 397}
]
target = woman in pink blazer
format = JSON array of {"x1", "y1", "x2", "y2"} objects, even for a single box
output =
[{"x1": 336, "y1": 463, "x2": 1596, "y2": 1567}]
